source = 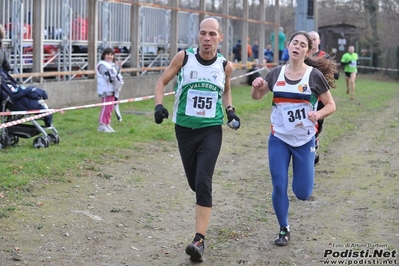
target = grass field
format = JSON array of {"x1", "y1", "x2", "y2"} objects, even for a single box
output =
[{"x1": 0, "y1": 72, "x2": 398, "y2": 218}]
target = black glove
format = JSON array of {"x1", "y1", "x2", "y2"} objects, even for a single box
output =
[
  {"x1": 334, "y1": 71, "x2": 340, "y2": 80},
  {"x1": 226, "y1": 109, "x2": 240, "y2": 130},
  {"x1": 154, "y1": 104, "x2": 169, "y2": 124}
]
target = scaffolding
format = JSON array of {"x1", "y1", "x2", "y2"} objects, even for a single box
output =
[{"x1": 0, "y1": 0, "x2": 234, "y2": 82}]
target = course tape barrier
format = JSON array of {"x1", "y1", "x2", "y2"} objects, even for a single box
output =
[
  {"x1": 0, "y1": 92, "x2": 175, "y2": 129},
  {"x1": 0, "y1": 110, "x2": 57, "y2": 129},
  {"x1": 0, "y1": 66, "x2": 269, "y2": 129},
  {"x1": 232, "y1": 66, "x2": 268, "y2": 80},
  {"x1": 357, "y1": 65, "x2": 399, "y2": 72}
]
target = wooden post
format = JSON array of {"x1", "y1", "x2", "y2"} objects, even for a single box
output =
[
  {"x1": 32, "y1": 0, "x2": 44, "y2": 82},
  {"x1": 87, "y1": 0, "x2": 98, "y2": 79},
  {"x1": 169, "y1": 0, "x2": 179, "y2": 60},
  {"x1": 221, "y1": 0, "x2": 229, "y2": 59},
  {"x1": 259, "y1": 0, "x2": 266, "y2": 65},
  {"x1": 130, "y1": 2, "x2": 140, "y2": 76},
  {"x1": 273, "y1": 0, "x2": 280, "y2": 65}
]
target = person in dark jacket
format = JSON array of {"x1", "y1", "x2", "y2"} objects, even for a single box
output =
[
  {"x1": 252, "y1": 40, "x2": 259, "y2": 61},
  {"x1": 232, "y1": 40, "x2": 242, "y2": 62}
]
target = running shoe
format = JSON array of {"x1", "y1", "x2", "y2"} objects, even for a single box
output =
[
  {"x1": 275, "y1": 227, "x2": 290, "y2": 246},
  {"x1": 315, "y1": 152, "x2": 320, "y2": 165},
  {"x1": 97, "y1": 124, "x2": 112, "y2": 133},
  {"x1": 105, "y1": 124, "x2": 116, "y2": 132},
  {"x1": 185, "y1": 238, "x2": 204, "y2": 262}
]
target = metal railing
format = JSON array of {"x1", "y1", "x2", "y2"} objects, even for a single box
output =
[{"x1": 1, "y1": 0, "x2": 236, "y2": 82}]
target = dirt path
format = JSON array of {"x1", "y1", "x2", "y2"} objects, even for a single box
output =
[{"x1": 1, "y1": 98, "x2": 398, "y2": 266}]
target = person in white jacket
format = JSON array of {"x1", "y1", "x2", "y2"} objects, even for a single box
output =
[{"x1": 96, "y1": 47, "x2": 123, "y2": 132}]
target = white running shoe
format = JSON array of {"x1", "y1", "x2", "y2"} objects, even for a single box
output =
[
  {"x1": 105, "y1": 125, "x2": 116, "y2": 132},
  {"x1": 97, "y1": 124, "x2": 112, "y2": 133}
]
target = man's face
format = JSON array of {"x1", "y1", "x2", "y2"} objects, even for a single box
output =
[
  {"x1": 348, "y1": 46, "x2": 355, "y2": 53},
  {"x1": 197, "y1": 19, "x2": 223, "y2": 54},
  {"x1": 309, "y1": 32, "x2": 320, "y2": 53}
]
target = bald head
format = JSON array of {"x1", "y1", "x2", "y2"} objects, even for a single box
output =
[
  {"x1": 309, "y1": 31, "x2": 320, "y2": 54},
  {"x1": 197, "y1": 17, "x2": 223, "y2": 57},
  {"x1": 199, "y1": 17, "x2": 222, "y2": 34}
]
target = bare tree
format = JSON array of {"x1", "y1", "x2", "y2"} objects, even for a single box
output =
[
  {"x1": 316, "y1": 0, "x2": 398, "y2": 74},
  {"x1": 363, "y1": 0, "x2": 380, "y2": 67}
]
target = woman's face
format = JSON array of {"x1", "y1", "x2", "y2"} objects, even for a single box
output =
[
  {"x1": 104, "y1": 53, "x2": 114, "y2": 62},
  {"x1": 288, "y1": 34, "x2": 311, "y2": 61}
]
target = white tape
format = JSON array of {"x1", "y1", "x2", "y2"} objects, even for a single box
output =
[
  {"x1": 0, "y1": 65, "x2": 270, "y2": 128},
  {"x1": 357, "y1": 66, "x2": 399, "y2": 72}
]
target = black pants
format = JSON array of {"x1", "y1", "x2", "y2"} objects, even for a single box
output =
[{"x1": 175, "y1": 124, "x2": 222, "y2": 207}]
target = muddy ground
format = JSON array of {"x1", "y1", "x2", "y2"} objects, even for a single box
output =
[{"x1": 0, "y1": 96, "x2": 398, "y2": 266}]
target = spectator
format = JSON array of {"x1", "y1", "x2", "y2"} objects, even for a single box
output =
[
  {"x1": 247, "y1": 38, "x2": 253, "y2": 60},
  {"x1": 232, "y1": 40, "x2": 242, "y2": 62},
  {"x1": 71, "y1": 13, "x2": 88, "y2": 40},
  {"x1": 4, "y1": 21, "x2": 31, "y2": 40},
  {"x1": 71, "y1": 13, "x2": 88, "y2": 53},
  {"x1": 96, "y1": 48, "x2": 124, "y2": 133},
  {"x1": 263, "y1": 44, "x2": 274, "y2": 63},
  {"x1": 270, "y1": 27, "x2": 287, "y2": 61},
  {"x1": 281, "y1": 41, "x2": 289, "y2": 63},
  {"x1": 252, "y1": 40, "x2": 259, "y2": 61},
  {"x1": 0, "y1": 24, "x2": 12, "y2": 72}
]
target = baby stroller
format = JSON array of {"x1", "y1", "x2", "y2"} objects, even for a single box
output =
[{"x1": 0, "y1": 70, "x2": 59, "y2": 149}]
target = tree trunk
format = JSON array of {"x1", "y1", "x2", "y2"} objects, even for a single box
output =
[{"x1": 364, "y1": 0, "x2": 380, "y2": 67}]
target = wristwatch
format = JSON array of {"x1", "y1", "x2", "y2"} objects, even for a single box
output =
[{"x1": 226, "y1": 106, "x2": 235, "y2": 112}]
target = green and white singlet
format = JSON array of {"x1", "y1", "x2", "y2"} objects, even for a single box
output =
[{"x1": 172, "y1": 48, "x2": 226, "y2": 129}]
